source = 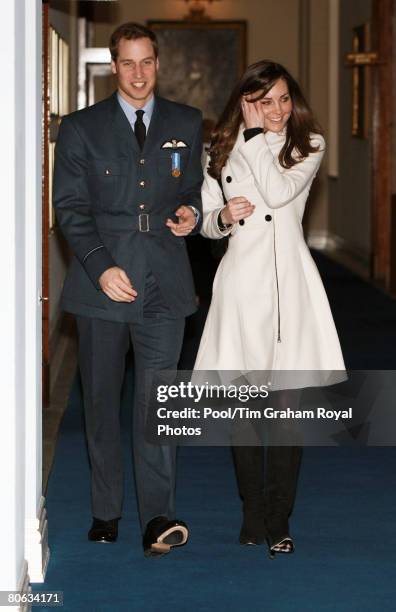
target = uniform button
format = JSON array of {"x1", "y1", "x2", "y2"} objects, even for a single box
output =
[
  {"x1": 139, "y1": 158, "x2": 145, "y2": 165},
  {"x1": 139, "y1": 204, "x2": 146, "y2": 210},
  {"x1": 239, "y1": 219, "x2": 245, "y2": 226},
  {"x1": 105, "y1": 169, "x2": 111, "y2": 175},
  {"x1": 226, "y1": 175, "x2": 232, "y2": 183},
  {"x1": 265, "y1": 214, "x2": 272, "y2": 222},
  {"x1": 139, "y1": 180, "x2": 146, "y2": 187}
]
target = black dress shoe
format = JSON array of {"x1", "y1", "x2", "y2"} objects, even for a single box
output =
[
  {"x1": 88, "y1": 517, "x2": 119, "y2": 543},
  {"x1": 143, "y1": 516, "x2": 189, "y2": 557}
]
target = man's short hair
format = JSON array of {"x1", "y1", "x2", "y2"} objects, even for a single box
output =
[{"x1": 109, "y1": 22, "x2": 159, "y2": 61}]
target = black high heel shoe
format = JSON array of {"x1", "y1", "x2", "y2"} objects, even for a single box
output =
[
  {"x1": 266, "y1": 516, "x2": 294, "y2": 558},
  {"x1": 267, "y1": 535, "x2": 294, "y2": 558}
]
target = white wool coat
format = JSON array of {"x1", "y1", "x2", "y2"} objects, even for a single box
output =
[{"x1": 193, "y1": 127, "x2": 345, "y2": 380}]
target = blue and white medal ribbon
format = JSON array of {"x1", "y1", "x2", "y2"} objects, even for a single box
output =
[{"x1": 171, "y1": 151, "x2": 181, "y2": 177}]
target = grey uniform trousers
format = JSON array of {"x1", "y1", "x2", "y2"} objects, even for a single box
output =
[{"x1": 76, "y1": 271, "x2": 185, "y2": 531}]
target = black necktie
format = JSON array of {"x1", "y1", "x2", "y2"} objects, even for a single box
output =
[{"x1": 134, "y1": 109, "x2": 146, "y2": 149}]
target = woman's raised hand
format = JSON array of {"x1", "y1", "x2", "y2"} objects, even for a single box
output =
[
  {"x1": 241, "y1": 98, "x2": 265, "y2": 129},
  {"x1": 221, "y1": 197, "x2": 255, "y2": 225}
]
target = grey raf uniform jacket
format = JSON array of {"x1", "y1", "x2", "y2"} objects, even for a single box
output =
[{"x1": 53, "y1": 93, "x2": 203, "y2": 323}]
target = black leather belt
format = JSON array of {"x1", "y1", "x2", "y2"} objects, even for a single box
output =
[{"x1": 95, "y1": 213, "x2": 174, "y2": 233}]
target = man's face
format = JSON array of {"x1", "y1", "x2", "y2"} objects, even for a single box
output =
[{"x1": 111, "y1": 37, "x2": 159, "y2": 108}]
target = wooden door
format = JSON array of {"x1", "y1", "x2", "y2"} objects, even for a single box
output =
[{"x1": 371, "y1": 0, "x2": 394, "y2": 291}]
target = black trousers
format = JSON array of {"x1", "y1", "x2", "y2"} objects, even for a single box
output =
[
  {"x1": 76, "y1": 272, "x2": 185, "y2": 531},
  {"x1": 232, "y1": 390, "x2": 303, "y2": 543}
]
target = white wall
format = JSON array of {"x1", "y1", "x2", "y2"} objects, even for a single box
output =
[
  {"x1": 0, "y1": 0, "x2": 26, "y2": 592},
  {"x1": 0, "y1": 0, "x2": 45, "y2": 600}
]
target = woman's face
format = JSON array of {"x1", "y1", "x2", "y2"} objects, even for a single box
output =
[{"x1": 247, "y1": 78, "x2": 293, "y2": 133}]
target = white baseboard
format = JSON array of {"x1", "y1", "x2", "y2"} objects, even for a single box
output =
[
  {"x1": 307, "y1": 229, "x2": 343, "y2": 251},
  {"x1": 307, "y1": 230, "x2": 370, "y2": 265},
  {"x1": 25, "y1": 496, "x2": 50, "y2": 584},
  {"x1": 307, "y1": 230, "x2": 371, "y2": 279}
]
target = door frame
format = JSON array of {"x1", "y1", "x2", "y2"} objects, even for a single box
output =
[{"x1": 42, "y1": 0, "x2": 50, "y2": 407}]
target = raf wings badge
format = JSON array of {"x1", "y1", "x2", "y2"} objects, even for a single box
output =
[{"x1": 161, "y1": 139, "x2": 189, "y2": 149}]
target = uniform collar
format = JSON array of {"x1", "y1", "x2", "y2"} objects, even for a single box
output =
[{"x1": 116, "y1": 91, "x2": 155, "y2": 124}]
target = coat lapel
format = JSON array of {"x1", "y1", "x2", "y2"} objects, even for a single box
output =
[
  {"x1": 226, "y1": 126, "x2": 251, "y2": 182},
  {"x1": 142, "y1": 97, "x2": 171, "y2": 155}
]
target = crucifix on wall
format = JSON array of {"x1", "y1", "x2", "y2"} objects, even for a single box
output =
[{"x1": 345, "y1": 23, "x2": 379, "y2": 138}]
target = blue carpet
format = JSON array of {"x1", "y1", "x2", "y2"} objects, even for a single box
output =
[{"x1": 32, "y1": 253, "x2": 396, "y2": 611}]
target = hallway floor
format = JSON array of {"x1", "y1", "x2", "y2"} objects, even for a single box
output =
[{"x1": 36, "y1": 250, "x2": 396, "y2": 612}]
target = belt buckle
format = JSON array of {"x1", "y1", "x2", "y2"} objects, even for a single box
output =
[{"x1": 138, "y1": 213, "x2": 150, "y2": 232}]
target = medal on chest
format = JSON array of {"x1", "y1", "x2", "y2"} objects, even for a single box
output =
[{"x1": 171, "y1": 151, "x2": 181, "y2": 177}]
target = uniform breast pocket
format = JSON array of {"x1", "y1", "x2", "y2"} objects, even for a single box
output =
[
  {"x1": 87, "y1": 158, "x2": 130, "y2": 210},
  {"x1": 157, "y1": 149, "x2": 190, "y2": 179}
]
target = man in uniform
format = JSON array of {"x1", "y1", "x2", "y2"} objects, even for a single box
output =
[{"x1": 53, "y1": 22, "x2": 203, "y2": 557}]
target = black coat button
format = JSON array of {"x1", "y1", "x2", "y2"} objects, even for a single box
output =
[
  {"x1": 265, "y1": 214, "x2": 272, "y2": 222},
  {"x1": 226, "y1": 176, "x2": 232, "y2": 183},
  {"x1": 239, "y1": 219, "x2": 245, "y2": 226}
]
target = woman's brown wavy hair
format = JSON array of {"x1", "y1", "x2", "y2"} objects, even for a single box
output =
[{"x1": 208, "y1": 60, "x2": 323, "y2": 180}]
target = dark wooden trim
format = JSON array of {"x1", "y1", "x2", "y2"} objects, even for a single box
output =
[
  {"x1": 391, "y1": 195, "x2": 396, "y2": 295},
  {"x1": 42, "y1": 1, "x2": 50, "y2": 408},
  {"x1": 371, "y1": 0, "x2": 393, "y2": 289}
]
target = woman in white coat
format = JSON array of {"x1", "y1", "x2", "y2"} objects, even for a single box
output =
[{"x1": 194, "y1": 61, "x2": 345, "y2": 556}]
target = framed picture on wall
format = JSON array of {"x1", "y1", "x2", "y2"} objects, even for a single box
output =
[{"x1": 148, "y1": 20, "x2": 247, "y2": 140}]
